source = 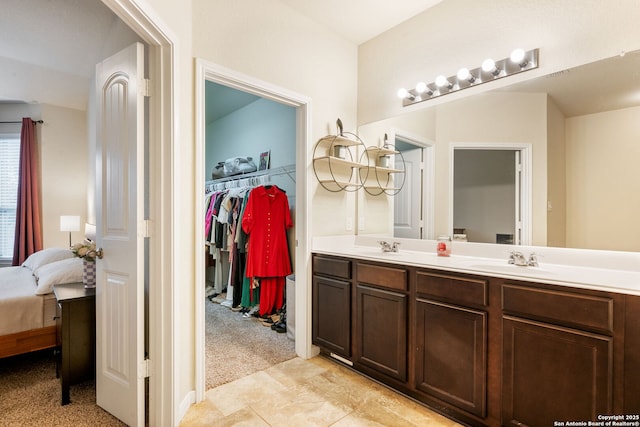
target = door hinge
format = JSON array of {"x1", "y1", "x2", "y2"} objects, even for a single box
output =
[
  {"x1": 140, "y1": 219, "x2": 152, "y2": 238},
  {"x1": 139, "y1": 358, "x2": 150, "y2": 379},
  {"x1": 142, "y1": 78, "x2": 151, "y2": 97}
]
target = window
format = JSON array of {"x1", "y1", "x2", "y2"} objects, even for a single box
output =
[{"x1": 0, "y1": 134, "x2": 19, "y2": 260}]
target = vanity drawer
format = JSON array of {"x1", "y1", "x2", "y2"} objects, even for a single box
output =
[
  {"x1": 356, "y1": 262, "x2": 407, "y2": 292},
  {"x1": 313, "y1": 255, "x2": 351, "y2": 280},
  {"x1": 416, "y1": 271, "x2": 488, "y2": 307},
  {"x1": 502, "y1": 283, "x2": 613, "y2": 334}
]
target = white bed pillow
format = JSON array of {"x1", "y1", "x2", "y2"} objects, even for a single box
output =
[
  {"x1": 33, "y1": 257, "x2": 83, "y2": 295},
  {"x1": 22, "y1": 247, "x2": 74, "y2": 272}
]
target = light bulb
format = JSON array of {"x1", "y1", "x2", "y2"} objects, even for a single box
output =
[
  {"x1": 397, "y1": 88, "x2": 408, "y2": 99},
  {"x1": 415, "y1": 82, "x2": 427, "y2": 93},
  {"x1": 510, "y1": 48, "x2": 527, "y2": 67},
  {"x1": 482, "y1": 58, "x2": 501, "y2": 76},
  {"x1": 435, "y1": 75, "x2": 448, "y2": 87},
  {"x1": 457, "y1": 67, "x2": 476, "y2": 83},
  {"x1": 482, "y1": 58, "x2": 496, "y2": 73}
]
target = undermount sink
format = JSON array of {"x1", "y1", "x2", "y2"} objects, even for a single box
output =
[
  {"x1": 464, "y1": 263, "x2": 554, "y2": 275},
  {"x1": 355, "y1": 248, "x2": 402, "y2": 256}
]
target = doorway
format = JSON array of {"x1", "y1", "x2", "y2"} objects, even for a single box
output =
[
  {"x1": 450, "y1": 144, "x2": 531, "y2": 245},
  {"x1": 194, "y1": 59, "x2": 312, "y2": 402},
  {"x1": 202, "y1": 81, "x2": 297, "y2": 390},
  {"x1": 391, "y1": 130, "x2": 434, "y2": 240}
]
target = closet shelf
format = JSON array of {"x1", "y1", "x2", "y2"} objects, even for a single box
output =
[{"x1": 206, "y1": 163, "x2": 296, "y2": 186}]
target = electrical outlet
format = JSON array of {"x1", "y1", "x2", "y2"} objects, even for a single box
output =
[
  {"x1": 346, "y1": 217, "x2": 353, "y2": 231},
  {"x1": 358, "y1": 216, "x2": 365, "y2": 230}
]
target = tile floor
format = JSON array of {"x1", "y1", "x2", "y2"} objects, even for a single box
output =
[{"x1": 180, "y1": 356, "x2": 462, "y2": 427}]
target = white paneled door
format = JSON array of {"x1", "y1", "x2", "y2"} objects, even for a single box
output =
[
  {"x1": 95, "y1": 42, "x2": 146, "y2": 426},
  {"x1": 394, "y1": 147, "x2": 422, "y2": 239}
]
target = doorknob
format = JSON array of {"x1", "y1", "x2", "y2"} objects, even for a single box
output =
[{"x1": 96, "y1": 248, "x2": 104, "y2": 259}]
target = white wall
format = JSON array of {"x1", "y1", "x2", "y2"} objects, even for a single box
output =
[
  {"x1": 192, "y1": 0, "x2": 358, "y2": 238},
  {"x1": 358, "y1": 0, "x2": 640, "y2": 125},
  {"x1": 566, "y1": 105, "x2": 640, "y2": 251},
  {"x1": 39, "y1": 104, "x2": 88, "y2": 248},
  {"x1": 0, "y1": 103, "x2": 87, "y2": 250},
  {"x1": 546, "y1": 97, "x2": 567, "y2": 248},
  {"x1": 454, "y1": 150, "x2": 516, "y2": 244},
  {"x1": 205, "y1": 97, "x2": 296, "y2": 179}
]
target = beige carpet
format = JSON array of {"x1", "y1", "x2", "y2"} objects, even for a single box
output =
[
  {"x1": 204, "y1": 298, "x2": 297, "y2": 390},
  {"x1": 0, "y1": 350, "x2": 124, "y2": 426}
]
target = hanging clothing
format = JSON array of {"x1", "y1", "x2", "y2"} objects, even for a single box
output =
[
  {"x1": 242, "y1": 185, "x2": 293, "y2": 278},
  {"x1": 259, "y1": 277, "x2": 285, "y2": 315}
]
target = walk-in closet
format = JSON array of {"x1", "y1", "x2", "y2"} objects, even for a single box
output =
[{"x1": 202, "y1": 81, "x2": 297, "y2": 390}]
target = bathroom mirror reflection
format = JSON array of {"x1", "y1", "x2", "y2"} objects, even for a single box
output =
[{"x1": 358, "y1": 49, "x2": 640, "y2": 252}]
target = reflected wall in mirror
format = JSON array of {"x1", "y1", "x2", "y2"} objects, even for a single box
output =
[
  {"x1": 453, "y1": 148, "x2": 518, "y2": 245},
  {"x1": 357, "y1": 50, "x2": 640, "y2": 252}
]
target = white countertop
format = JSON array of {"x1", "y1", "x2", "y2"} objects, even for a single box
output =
[{"x1": 312, "y1": 235, "x2": 640, "y2": 296}]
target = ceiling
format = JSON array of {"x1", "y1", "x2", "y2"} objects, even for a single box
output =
[
  {"x1": 498, "y1": 49, "x2": 640, "y2": 118},
  {"x1": 0, "y1": 0, "x2": 135, "y2": 81},
  {"x1": 2, "y1": 0, "x2": 639, "y2": 119},
  {"x1": 280, "y1": 0, "x2": 444, "y2": 45},
  {"x1": 0, "y1": 0, "x2": 444, "y2": 112}
]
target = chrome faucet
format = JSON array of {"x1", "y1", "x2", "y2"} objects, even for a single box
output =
[
  {"x1": 508, "y1": 251, "x2": 539, "y2": 267},
  {"x1": 378, "y1": 240, "x2": 400, "y2": 253},
  {"x1": 508, "y1": 251, "x2": 528, "y2": 266}
]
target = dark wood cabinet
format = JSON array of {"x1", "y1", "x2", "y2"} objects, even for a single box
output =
[
  {"x1": 312, "y1": 275, "x2": 351, "y2": 357},
  {"x1": 501, "y1": 282, "x2": 616, "y2": 426},
  {"x1": 312, "y1": 255, "x2": 352, "y2": 358},
  {"x1": 354, "y1": 262, "x2": 408, "y2": 382},
  {"x1": 311, "y1": 253, "x2": 638, "y2": 427},
  {"x1": 415, "y1": 298, "x2": 487, "y2": 417},
  {"x1": 502, "y1": 316, "x2": 613, "y2": 426},
  {"x1": 625, "y1": 295, "x2": 640, "y2": 413},
  {"x1": 54, "y1": 283, "x2": 96, "y2": 405},
  {"x1": 355, "y1": 284, "x2": 407, "y2": 382},
  {"x1": 414, "y1": 270, "x2": 489, "y2": 419}
]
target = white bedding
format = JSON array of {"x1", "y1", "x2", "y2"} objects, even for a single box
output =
[{"x1": 0, "y1": 266, "x2": 44, "y2": 335}]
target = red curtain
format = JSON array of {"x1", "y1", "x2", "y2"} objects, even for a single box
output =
[{"x1": 12, "y1": 118, "x2": 43, "y2": 265}]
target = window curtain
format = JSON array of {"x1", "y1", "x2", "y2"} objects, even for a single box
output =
[{"x1": 12, "y1": 118, "x2": 43, "y2": 266}]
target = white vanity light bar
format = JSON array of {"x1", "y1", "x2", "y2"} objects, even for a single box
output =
[{"x1": 398, "y1": 48, "x2": 539, "y2": 107}]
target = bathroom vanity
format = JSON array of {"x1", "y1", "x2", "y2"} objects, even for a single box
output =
[{"x1": 312, "y1": 236, "x2": 640, "y2": 427}]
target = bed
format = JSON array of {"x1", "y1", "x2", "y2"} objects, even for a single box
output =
[{"x1": 0, "y1": 248, "x2": 83, "y2": 358}]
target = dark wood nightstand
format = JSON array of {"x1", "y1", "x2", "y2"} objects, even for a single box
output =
[{"x1": 53, "y1": 283, "x2": 96, "y2": 405}]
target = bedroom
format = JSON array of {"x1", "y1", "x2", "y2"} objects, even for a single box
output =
[{"x1": 0, "y1": 0, "x2": 141, "y2": 377}]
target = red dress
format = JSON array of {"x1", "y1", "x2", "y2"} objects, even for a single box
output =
[{"x1": 241, "y1": 185, "x2": 292, "y2": 278}]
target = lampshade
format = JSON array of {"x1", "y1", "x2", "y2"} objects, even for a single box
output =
[{"x1": 60, "y1": 215, "x2": 80, "y2": 232}]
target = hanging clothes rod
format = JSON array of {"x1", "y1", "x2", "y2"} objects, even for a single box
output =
[
  {"x1": 205, "y1": 163, "x2": 296, "y2": 186},
  {"x1": 0, "y1": 119, "x2": 44, "y2": 124}
]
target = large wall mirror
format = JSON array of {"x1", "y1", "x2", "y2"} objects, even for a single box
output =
[{"x1": 357, "y1": 49, "x2": 640, "y2": 252}]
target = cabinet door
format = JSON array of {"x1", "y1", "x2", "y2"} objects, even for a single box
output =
[
  {"x1": 415, "y1": 299, "x2": 487, "y2": 417},
  {"x1": 312, "y1": 275, "x2": 351, "y2": 357},
  {"x1": 355, "y1": 285, "x2": 407, "y2": 382},
  {"x1": 503, "y1": 316, "x2": 613, "y2": 427}
]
